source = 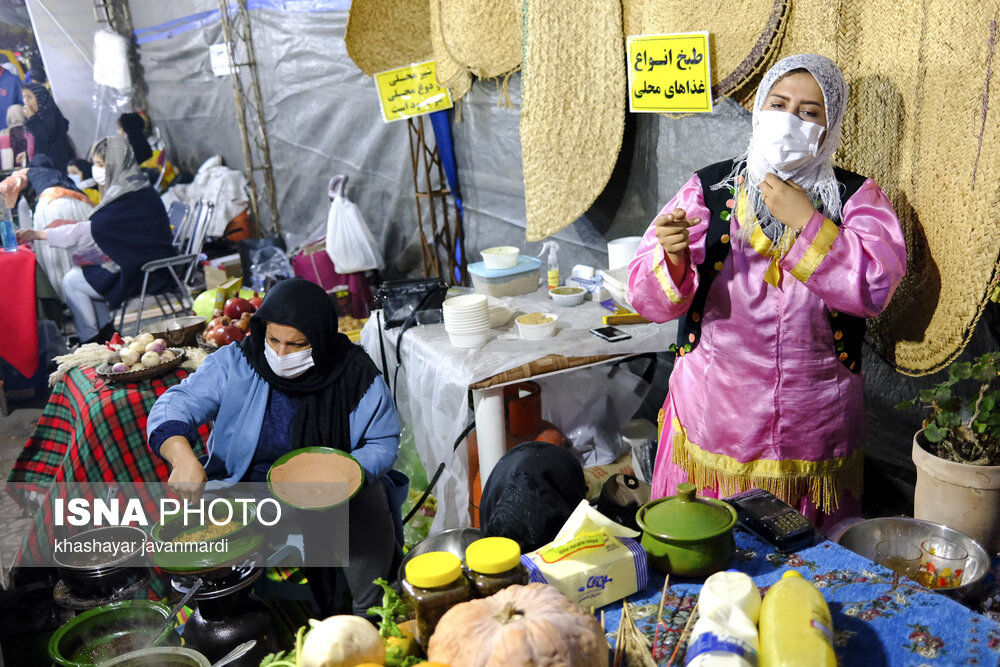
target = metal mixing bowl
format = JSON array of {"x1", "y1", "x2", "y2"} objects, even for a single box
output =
[
  {"x1": 838, "y1": 517, "x2": 990, "y2": 599},
  {"x1": 398, "y1": 528, "x2": 482, "y2": 583}
]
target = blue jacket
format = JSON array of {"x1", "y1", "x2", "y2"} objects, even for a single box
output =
[{"x1": 147, "y1": 343, "x2": 402, "y2": 490}]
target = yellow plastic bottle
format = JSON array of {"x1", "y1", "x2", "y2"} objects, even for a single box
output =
[{"x1": 758, "y1": 570, "x2": 836, "y2": 667}]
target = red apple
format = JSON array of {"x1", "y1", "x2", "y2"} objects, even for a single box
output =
[{"x1": 224, "y1": 297, "x2": 255, "y2": 319}]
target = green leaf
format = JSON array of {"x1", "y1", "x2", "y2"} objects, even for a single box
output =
[
  {"x1": 933, "y1": 386, "x2": 953, "y2": 402},
  {"x1": 896, "y1": 400, "x2": 916, "y2": 410},
  {"x1": 925, "y1": 422, "x2": 946, "y2": 443},
  {"x1": 919, "y1": 389, "x2": 937, "y2": 403},
  {"x1": 974, "y1": 422, "x2": 988, "y2": 434},
  {"x1": 953, "y1": 362, "x2": 973, "y2": 379}
]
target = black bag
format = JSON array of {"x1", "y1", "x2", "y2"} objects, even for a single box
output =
[{"x1": 375, "y1": 278, "x2": 448, "y2": 329}]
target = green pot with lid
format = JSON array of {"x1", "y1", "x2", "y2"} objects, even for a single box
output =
[{"x1": 636, "y1": 483, "x2": 738, "y2": 576}]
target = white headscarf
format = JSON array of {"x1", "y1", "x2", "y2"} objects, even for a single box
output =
[
  {"x1": 90, "y1": 135, "x2": 149, "y2": 212},
  {"x1": 716, "y1": 54, "x2": 848, "y2": 245}
]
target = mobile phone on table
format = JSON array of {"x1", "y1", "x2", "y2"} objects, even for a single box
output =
[
  {"x1": 589, "y1": 325, "x2": 632, "y2": 342},
  {"x1": 725, "y1": 488, "x2": 818, "y2": 553}
]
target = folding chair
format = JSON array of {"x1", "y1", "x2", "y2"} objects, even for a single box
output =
[{"x1": 114, "y1": 201, "x2": 215, "y2": 335}]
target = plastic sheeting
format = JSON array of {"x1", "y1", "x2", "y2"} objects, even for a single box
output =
[{"x1": 360, "y1": 288, "x2": 676, "y2": 530}]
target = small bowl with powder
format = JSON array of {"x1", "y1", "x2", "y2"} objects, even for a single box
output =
[
  {"x1": 515, "y1": 312, "x2": 558, "y2": 339},
  {"x1": 267, "y1": 447, "x2": 366, "y2": 511}
]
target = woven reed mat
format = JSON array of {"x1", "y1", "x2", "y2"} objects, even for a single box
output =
[
  {"x1": 433, "y1": 0, "x2": 521, "y2": 81},
  {"x1": 469, "y1": 354, "x2": 621, "y2": 390},
  {"x1": 772, "y1": 0, "x2": 1000, "y2": 374},
  {"x1": 521, "y1": 0, "x2": 626, "y2": 241},
  {"x1": 429, "y1": 0, "x2": 472, "y2": 100},
  {"x1": 623, "y1": 0, "x2": 791, "y2": 107},
  {"x1": 345, "y1": 0, "x2": 433, "y2": 76}
]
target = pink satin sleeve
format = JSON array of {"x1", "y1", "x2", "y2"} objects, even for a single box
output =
[
  {"x1": 626, "y1": 174, "x2": 711, "y2": 323},
  {"x1": 780, "y1": 178, "x2": 906, "y2": 318}
]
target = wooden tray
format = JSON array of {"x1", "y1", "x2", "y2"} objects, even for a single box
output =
[{"x1": 96, "y1": 348, "x2": 186, "y2": 384}]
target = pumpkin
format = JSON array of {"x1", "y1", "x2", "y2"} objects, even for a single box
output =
[
  {"x1": 300, "y1": 614, "x2": 386, "y2": 667},
  {"x1": 427, "y1": 583, "x2": 606, "y2": 666}
]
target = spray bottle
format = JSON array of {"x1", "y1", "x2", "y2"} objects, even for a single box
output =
[
  {"x1": 758, "y1": 570, "x2": 836, "y2": 667},
  {"x1": 538, "y1": 240, "x2": 559, "y2": 290}
]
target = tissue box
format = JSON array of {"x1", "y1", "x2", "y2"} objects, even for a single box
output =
[{"x1": 522, "y1": 532, "x2": 648, "y2": 609}]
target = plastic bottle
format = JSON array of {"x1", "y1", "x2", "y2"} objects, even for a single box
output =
[
  {"x1": 758, "y1": 570, "x2": 836, "y2": 667},
  {"x1": 685, "y1": 571, "x2": 761, "y2": 667},
  {"x1": 0, "y1": 201, "x2": 16, "y2": 252},
  {"x1": 538, "y1": 240, "x2": 559, "y2": 290}
]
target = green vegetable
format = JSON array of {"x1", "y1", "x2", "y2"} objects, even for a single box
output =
[
  {"x1": 259, "y1": 624, "x2": 307, "y2": 666},
  {"x1": 367, "y1": 578, "x2": 408, "y2": 639}
]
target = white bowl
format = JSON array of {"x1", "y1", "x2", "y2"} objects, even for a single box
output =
[
  {"x1": 481, "y1": 246, "x2": 520, "y2": 270},
  {"x1": 549, "y1": 286, "x2": 586, "y2": 307},
  {"x1": 443, "y1": 294, "x2": 489, "y2": 310},
  {"x1": 445, "y1": 322, "x2": 490, "y2": 334},
  {"x1": 515, "y1": 312, "x2": 558, "y2": 339},
  {"x1": 443, "y1": 314, "x2": 490, "y2": 329},
  {"x1": 448, "y1": 330, "x2": 491, "y2": 348}
]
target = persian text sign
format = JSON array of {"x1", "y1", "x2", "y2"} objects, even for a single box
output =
[
  {"x1": 626, "y1": 32, "x2": 712, "y2": 113},
  {"x1": 374, "y1": 60, "x2": 453, "y2": 122}
]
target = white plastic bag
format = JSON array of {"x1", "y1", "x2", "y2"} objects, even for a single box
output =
[{"x1": 325, "y1": 175, "x2": 382, "y2": 274}]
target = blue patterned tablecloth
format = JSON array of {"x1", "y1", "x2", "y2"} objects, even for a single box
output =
[{"x1": 602, "y1": 528, "x2": 1000, "y2": 666}]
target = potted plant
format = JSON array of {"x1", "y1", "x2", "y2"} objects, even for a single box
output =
[{"x1": 897, "y1": 352, "x2": 1000, "y2": 551}]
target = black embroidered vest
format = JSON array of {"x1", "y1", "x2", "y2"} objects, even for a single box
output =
[{"x1": 670, "y1": 159, "x2": 868, "y2": 374}]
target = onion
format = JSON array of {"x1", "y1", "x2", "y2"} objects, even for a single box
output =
[
  {"x1": 130, "y1": 363, "x2": 144, "y2": 372},
  {"x1": 111, "y1": 362, "x2": 129, "y2": 373},
  {"x1": 146, "y1": 340, "x2": 167, "y2": 354},
  {"x1": 137, "y1": 333, "x2": 155, "y2": 346},
  {"x1": 141, "y1": 351, "x2": 161, "y2": 367},
  {"x1": 160, "y1": 350, "x2": 176, "y2": 362},
  {"x1": 120, "y1": 349, "x2": 140, "y2": 366}
]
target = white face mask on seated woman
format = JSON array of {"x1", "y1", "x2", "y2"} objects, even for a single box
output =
[
  {"x1": 751, "y1": 110, "x2": 826, "y2": 180},
  {"x1": 264, "y1": 344, "x2": 315, "y2": 379}
]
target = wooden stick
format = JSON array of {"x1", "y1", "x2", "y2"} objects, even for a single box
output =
[
  {"x1": 613, "y1": 602, "x2": 626, "y2": 667},
  {"x1": 651, "y1": 575, "x2": 671, "y2": 658},
  {"x1": 602, "y1": 610, "x2": 612, "y2": 649},
  {"x1": 666, "y1": 599, "x2": 699, "y2": 667}
]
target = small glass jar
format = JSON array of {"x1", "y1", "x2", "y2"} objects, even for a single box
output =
[
  {"x1": 464, "y1": 537, "x2": 529, "y2": 598},
  {"x1": 401, "y1": 551, "x2": 472, "y2": 651}
]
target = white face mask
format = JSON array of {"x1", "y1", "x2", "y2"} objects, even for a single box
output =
[
  {"x1": 264, "y1": 344, "x2": 315, "y2": 379},
  {"x1": 751, "y1": 110, "x2": 826, "y2": 180},
  {"x1": 92, "y1": 165, "x2": 106, "y2": 186},
  {"x1": 68, "y1": 173, "x2": 82, "y2": 187}
]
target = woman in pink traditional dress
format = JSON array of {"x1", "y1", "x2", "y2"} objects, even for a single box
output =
[{"x1": 627, "y1": 54, "x2": 906, "y2": 526}]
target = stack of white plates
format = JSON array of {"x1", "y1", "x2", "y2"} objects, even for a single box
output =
[{"x1": 443, "y1": 295, "x2": 490, "y2": 348}]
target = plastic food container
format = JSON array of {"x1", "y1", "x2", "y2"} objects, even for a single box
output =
[
  {"x1": 481, "y1": 246, "x2": 520, "y2": 270},
  {"x1": 549, "y1": 286, "x2": 586, "y2": 307},
  {"x1": 515, "y1": 312, "x2": 558, "y2": 339},
  {"x1": 470, "y1": 256, "x2": 542, "y2": 297}
]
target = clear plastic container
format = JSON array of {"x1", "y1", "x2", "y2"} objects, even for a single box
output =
[
  {"x1": 402, "y1": 551, "x2": 473, "y2": 651},
  {"x1": 469, "y1": 255, "x2": 541, "y2": 297},
  {"x1": 464, "y1": 537, "x2": 529, "y2": 598}
]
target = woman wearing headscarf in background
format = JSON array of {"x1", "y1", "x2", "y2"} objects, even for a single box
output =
[
  {"x1": 627, "y1": 54, "x2": 906, "y2": 528},
  {"x1": 3, "y1": 154, "x2": 94, "y2": 299},
  {"x1": 23, "y1": 82, "x2": 73, "y2": 172},
  {"x1": 1, "y1": 104, "x2": 34, "y2": 169},
  {"x1": 17, "y1": 136, "x2": 175, "y2": 341},
  {"x1": 67, "y1": 158, "x2": 101, "y2": 205},
  {"x1": 478, "y1": 442, "x2": 587, "y2": 553},
  {"x1": 147, "y1": 278, "x2": 406, "y2": 619},
  {"x1": 117, "y1": 112, "x2": 177, "y2": 190}
]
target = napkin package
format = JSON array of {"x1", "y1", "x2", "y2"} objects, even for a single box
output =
[{"x1": 521, "y1": 500, "x2": 649, "y2": 609}]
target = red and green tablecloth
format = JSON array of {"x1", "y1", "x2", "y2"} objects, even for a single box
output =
[
  {"x1": 603, "y1": 528, "x2": 1000, "y2": 666},
  {"x1": 7, "y1": 365, "x2": 208, "y2": 500}
]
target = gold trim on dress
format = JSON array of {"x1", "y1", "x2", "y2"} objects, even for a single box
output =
[
  {"x1": 652, "y1": 261, "x2": 686, "y2": 305},
  {"x1": 670, "y1": 417, "x2": 862, "y2": 513},
  {"x1": 790, "y1": 218, "x2": 839, "y2": 283}
]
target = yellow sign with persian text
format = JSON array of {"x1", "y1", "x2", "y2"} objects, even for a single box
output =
[
  {"x1": 626, "y1": 32, "x2": 712, "y2": 114},
  {"x1": 374, "y1": 60, "x2": 453, "y2": 123}
]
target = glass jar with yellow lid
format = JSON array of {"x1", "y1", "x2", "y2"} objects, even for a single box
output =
[
  {"x1": 401, "y1": 551, "x2": 472, "y2": 650},
  {"x1": 464, "y1": 536, "x2": 530, "y2": 598}
]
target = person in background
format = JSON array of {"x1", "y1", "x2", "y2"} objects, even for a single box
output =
[
  {"x1": 117, "y1": 112, "x2": 177, "y2": 189},
  {"x1": 1, "y1": 104, "x2": 33, "y2": 169},
  {"x1": 16, "y1": 136, "x2": 175, "y2": 342},
  {"x1": 627, "y1": 54, "x2": 906, "y2": 528},
  {"x1": 25, "y1": 54, "x2": 45, "y2": 86},
  {"x1": 0, "y1": 63, "x2": 22, "y2": 130},
  {"x1": 147, "y1": 278, "x2": 406, "y2": 618},
  {"x1": 67, "y1": 158, "x2": 101, "y2": 205},
  {"x1": 23, "y1": 82, "x2": 73, "y2": 172}
]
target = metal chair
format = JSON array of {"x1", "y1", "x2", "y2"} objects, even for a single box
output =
[{"x1": 114, "y1": 201, "x2": 215, "y2": 335}]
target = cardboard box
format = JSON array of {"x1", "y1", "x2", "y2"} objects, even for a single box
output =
[{"x1": 204, "y1": 253, "x2": 243, "y2": 289}]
